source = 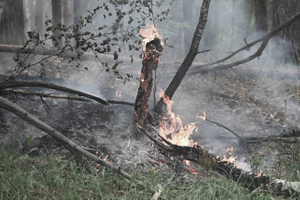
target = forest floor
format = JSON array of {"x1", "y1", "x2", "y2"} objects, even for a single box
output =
[{"x1": 0, "y1": 52, "x2": 300, "y2": 198}]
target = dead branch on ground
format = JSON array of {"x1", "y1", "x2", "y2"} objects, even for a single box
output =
[{"x1": 0, "y1": 96, "x2": 146, "y2": 189}]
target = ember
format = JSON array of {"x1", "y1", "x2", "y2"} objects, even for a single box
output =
[{"x1": 220, "y1": 147, "x2": 237, "y2": 164}]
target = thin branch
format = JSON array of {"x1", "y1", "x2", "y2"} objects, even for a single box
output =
[
  {"x1": 0, "y1": 81, "x2": 109, "y2": 105},
  {"x1": 197, "y1": 49, "x2": 210, "y2": 54},
  {"x1": 194, "y1": 12, "x2": 300, "y2": 70},
  {"x1": 198, "y1": 116, "x2": 247, "y2": 147},
  {"x1": 2, "y1": 89, "x2": 135, "y2": 106}
]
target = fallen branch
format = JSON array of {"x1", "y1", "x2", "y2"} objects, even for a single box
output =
[
  {"x1": 137, "y1": 125, "x2": 299, "y2": 196},
  {"x1": 0, "y1": 81, "x2": 109, "y2": 105},
  {"x1": 192, "y1": 12, "x2": 300, "y2": 73},
  {"x1": 244, "y1": 136, "x2": 300, "y2": 143},
  {"x1": 0, "y1": 96, "x2": 145, "y2": 189},
  {"x1": 2, "y1": 89, "x2": 135, "y2": 106}
]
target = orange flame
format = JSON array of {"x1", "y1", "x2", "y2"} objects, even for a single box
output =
[
  {"x1": 220, "y1": 147, "x2": 237, "y2": 163},
  {"x1": 140, "y1": 23, "x2": 164, "y2": 51},
  {"x1": 159, "y1": 89, "x2": 197, "y2": 147},
  {"x1": 115, "y1": 90, "x2": 122, "y2": 99}
]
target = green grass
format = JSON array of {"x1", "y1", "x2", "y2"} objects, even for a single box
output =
[{"x1": 0, "y1": 143, "x2": 294, "y2": 200}]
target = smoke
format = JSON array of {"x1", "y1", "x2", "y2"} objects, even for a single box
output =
[{"x1": 6, "y1": 0, "x2": 298, "y2": 172}]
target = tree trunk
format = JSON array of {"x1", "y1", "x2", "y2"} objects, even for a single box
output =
[
  {"x1": 0, "y1": 0, "x2": 24, "y2": 45},
  {"x1": 62, "y1": 0, "x2": 72, "y2": 25},
  {"x1": 36, "y1": 0, "x2": 44, "y2": 33},
  {"x1": 182, "y1": 0, "x2": 194, "y2": 56},
  {"x1": 282, "y1": 0, "x2": 300, "y2": 64},
  {"x1": 154, "y1": 0, "x2": 211, "y2": 113},
  {"x1": 73, "y1": 0, "x2": 82, "y2": 27},
  {"x1": 254, "y1": 0, "x2": 268, "y2": 32},
  {"x1": 52, "y1": 0, "x2": 62, "y2": 46},
  {"x1": 272, "y1": 0, "x2": 280, "y2": 29}
]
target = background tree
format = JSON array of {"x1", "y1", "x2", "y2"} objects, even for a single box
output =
[
  {"x1": 182, "y1": 0, "x2": 195, "y2": 56},
  {"x1": 36, "y1": 0, "x2": 45, "y2": 33},
  {"x1": 254, "y1": 0, "x2": 268, "y2": 32},
  {"x1": 0, "y1": 0, "x2": 24, "y2": 45},
  {"x1": 52, "y1": 0, "x2": 62, "y2": 46},
  {"x1": 282, "y1": 0, "x2": 300, "y2": 64}
]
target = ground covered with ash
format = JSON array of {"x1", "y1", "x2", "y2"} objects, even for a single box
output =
[{"x1": 0, "y1": 53, "x2": 300, "y2": 179}]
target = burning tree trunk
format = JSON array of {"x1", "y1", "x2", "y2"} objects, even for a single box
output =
[{"x1": 134, "y1": 37, "x2": 163, "y2": 127}]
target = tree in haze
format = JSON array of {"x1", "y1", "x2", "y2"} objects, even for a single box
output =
[
  {"x1": 254, "y1": 0, "x2": 268, "y2": 32},
  {"x1": 282, "y1": 0, "x2": 300, "y2": 64},
  {"x1": 36, "y1": 0, "x2": 45, "y2": 33},
  {"x1": 52, "y1": 0, "x2": 62, "y2": 46},
  {"x1": 0, "y1": 0, "x2": 24, "y2": 45}
]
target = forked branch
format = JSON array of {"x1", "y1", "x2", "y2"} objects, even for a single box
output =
[{"x1": 193, "y1": 12, "x2": 300, "y2": 73}]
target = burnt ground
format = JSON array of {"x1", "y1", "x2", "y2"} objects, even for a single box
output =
[{"x1": 0, "y1": 52, "x2": 300, "y2": 178}]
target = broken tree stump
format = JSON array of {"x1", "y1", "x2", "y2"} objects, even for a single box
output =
[{"x1": 134, "y1": 38, "x2": 163, "y2": 127}]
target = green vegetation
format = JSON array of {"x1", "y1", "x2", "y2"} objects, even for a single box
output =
[{"x1": 0, "y1": 143, "x2": 294, "y2": 200}]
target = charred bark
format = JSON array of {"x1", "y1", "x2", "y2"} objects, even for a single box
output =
[
  {"x1": 134, "y1": 38, "x2": 163, "y2": 126},
  {"x1": 153, "y1": 0, "x2": 211, "y2": 114}
]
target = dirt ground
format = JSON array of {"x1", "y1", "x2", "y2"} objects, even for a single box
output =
[{"x1": 1, "y1": 52, "x2": 300, "y2": 176}]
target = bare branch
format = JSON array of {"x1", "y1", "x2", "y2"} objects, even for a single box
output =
[
  {"x1": 193, "y1": 12, "x2": 300, "y2": 72},
  {"x1": 2, "y1": 88, "x2": 135, "y2": 106},
  {"x1": 154, "y1": 0, "x2": 211, "y2": 112},
  {"x1": 0, "y1": 81, "x2": 109, "y2": 105}
]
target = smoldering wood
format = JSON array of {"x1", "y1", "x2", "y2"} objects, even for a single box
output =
[
  {"x1": 0, "y1": 96, "x2": 146, "y2": 189},
  {"x1": 2, "y1": 89, "x2": 135, "y2": 107},
  {"x1": 137, "y1": 125, "x2": 298, "y2": 196},
  {"x1": 134, "y1": 38, "x2": 163, "y2": 126},
  {"x1": 0, "y1": 80, "x2": 109, "y2": 105}
]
